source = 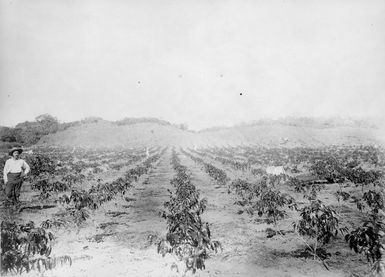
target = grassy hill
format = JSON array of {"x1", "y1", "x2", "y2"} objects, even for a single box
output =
[
  {"x1": 37, "y1": 118, "x2": 385, "y2": 149},
  {"x1": 202, "y1": 124, "x2": 383, "y2": 147},
  {"x1": 39, "y1": 121, "x2": 192, "y2": 148}
]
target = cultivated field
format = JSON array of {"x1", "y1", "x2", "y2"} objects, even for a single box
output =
[{"x1": 1, "y1": 144, "x2": 384, "y2": 277}]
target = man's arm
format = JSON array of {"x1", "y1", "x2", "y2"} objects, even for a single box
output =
[{"x1": 22, "y1": 160, "x2": 30, "y2": 177}]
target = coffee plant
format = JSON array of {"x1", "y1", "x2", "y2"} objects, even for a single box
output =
[
  {"x1": 253, "y1": 188, "x2": 296, "y2": 225},
  {"x1": 345, "y1": 213, "x2": 384, "y2": 274},
  {"x1": 287, "y1": 177, "x2": 326, "y2": 200},
  {"x1": 293, "y1": 200, "x2": 348, "y2": 263},
  {"x1": 310, "y1": 156, "x2": 345, "y2": 183},
  {"x1": 345, "y1": 185, "x2": 385, "y2": 274},
  {"x1": 1, "y1": 221, "x2": 72, "y2": 274},
  {"x1": 32, "y1": 179, "x2": 72, "y2": 200},
  {"x1": 229, "y1": 179, "x2": 256, "y2": 206},
  {"x1": 25, "y1": 154, "x2": 56, "y2": 180},
  {"x1": 229, "y1": 177, "x2": 296, "y2": 224},
  {"x1": 40, "y1": 219, "x2": 68, "y2": 229}
]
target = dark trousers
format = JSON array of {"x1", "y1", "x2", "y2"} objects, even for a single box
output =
[{"x1": 5, "y1": 172, "x2": 23, "y2": 202}]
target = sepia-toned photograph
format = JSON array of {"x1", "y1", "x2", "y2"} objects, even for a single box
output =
[{"x1": 1, "y1": 0, "x2": 384, "y2": 276}]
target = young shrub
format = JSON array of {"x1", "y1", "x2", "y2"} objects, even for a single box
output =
[
  {"x1": 293, "y1": 200, "x2": 347, "y2": 262},
  {"x1": 253, "y1": 188, "x2": 296, "y2": 225},
  {"x1": 1, "y1": 221, "x2": 72, "y2": 274},
  {"x1": 345, "y1": 187, "x2": 385, "y2": 275},
  {"x1": 345, "y1": 213, "x2": 384, "y2": 274},
  {"x1": 310, "y1": 156, "x2": 345, "y2": 183}
]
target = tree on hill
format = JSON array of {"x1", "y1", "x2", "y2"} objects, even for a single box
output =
[
  {"x1": 0, "y1": 114, "x2": 60, "y2": 145},
  {"x1": 80, "y1": 117, "x2": 104, "y2": 124},
  {"x1": 36, "y1": 114, "x2": 59, "y2": 132},
  {"x1": 0, "y1": 127, "x2": 22, "y2": 142},
  {"x1": 177, "y1": 123, "x2": 189, "y2": 131},
  {"x1": 114, "y1": 117, "x2": 172, "y2": 126}
]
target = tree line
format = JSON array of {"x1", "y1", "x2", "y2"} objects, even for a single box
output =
[{"x1": 0, "y1": 115, "x2": 189, "y2": 147}]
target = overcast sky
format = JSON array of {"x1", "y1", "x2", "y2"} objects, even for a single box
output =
[{"x1": 0, "y1": 0, "x2": 384, "y2": 130}]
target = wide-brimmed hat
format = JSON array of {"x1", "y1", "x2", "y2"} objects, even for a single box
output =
[{"x1": 8, "y1": 146, "x2": 23, "y2": 156}]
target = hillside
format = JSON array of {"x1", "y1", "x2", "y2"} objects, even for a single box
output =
[
  {"x1": 202, "y1": 124, "x2": 384, "y2": 147},
  {"x1": 39, "y1": 121, "x2": 195, "y2": 148},
  {"x1": 37, "y1": 119, "x2": 385, "y2": 149}
]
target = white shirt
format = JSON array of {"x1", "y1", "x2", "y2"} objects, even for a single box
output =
[{"x1": 3, "y1": 158, "x2": 30, "y2": 184}]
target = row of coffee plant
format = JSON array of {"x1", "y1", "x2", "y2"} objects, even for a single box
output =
[
  {"x1": 190, "y1": 148, "x2": 251, "y2": 171},
  {"x1": 181, "y1": 149, "x2": 229, "y2": 186},
  {"x1": 58, "y1": 149, "x2": 167, "y2": 225},
  {"x1": 158, "y1": 149, "x2": 222, "y2": 274}
]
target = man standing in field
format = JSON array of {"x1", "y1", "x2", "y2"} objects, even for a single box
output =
[{"x1": 3, "y1": 146, "x2": 30, "y2": 205}]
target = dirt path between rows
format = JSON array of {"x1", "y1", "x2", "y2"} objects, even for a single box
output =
[
  {"x1": 45, "y1": 148, "x2": 181, "y2": 277},
  {"x1": 2, "y1": 149, "x2": 180, "y2": 277}
]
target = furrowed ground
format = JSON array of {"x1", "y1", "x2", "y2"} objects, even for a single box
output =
[{"x1": 1, "y1": 145, "x2": 384, "y2": 277}]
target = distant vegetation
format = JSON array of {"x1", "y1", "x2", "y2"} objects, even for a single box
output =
[
  {"x1": 0, "y1": 114, "x2": 60, "y2": 147},
  {"x1": 240, "y1": 117, "x2": 378, "y2": 128},
  {"x1": 201, "y1": 117, "x2": 378, "y2": 132},
  {"x1": 0, "y1": 115, "x2": 188, "y2": 148},
  {"x1": 0, "y1": 114, "x2": 101, "y2": 147},
  {"x1": 114, "y1": 117, "x2": 189, "y2": 131},
  {"x1": 114, "y1": 117, "x2": 171, "y2": 126}
]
